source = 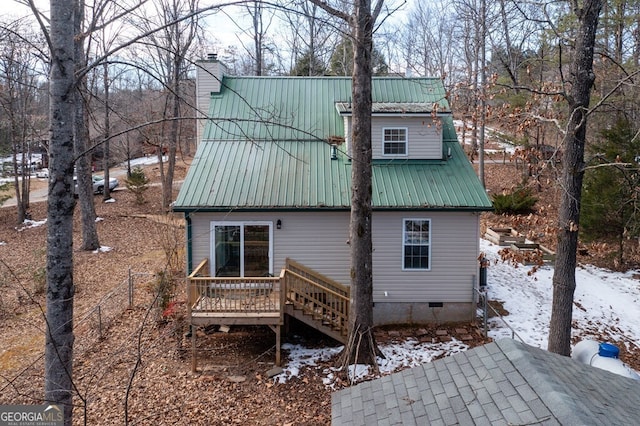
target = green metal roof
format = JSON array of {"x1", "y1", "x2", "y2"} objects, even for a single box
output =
[
  {"x1": 175, "y1": 120, "x2": 492, "y2": 211},
  {"x1": 174, "y1": 77, "x2": 492, "y2": 212},
  {"x1": 201, "y1": 77, "x2": 449, "y2": 142}
]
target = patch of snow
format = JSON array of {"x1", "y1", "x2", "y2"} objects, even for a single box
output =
[
  {"x1": 103, "y1": 198, "x2": 116, "y2": 203},
  {"x1": 377, "y1": 339, "x2": 469, "y2": 373},
  {"x1": 277, "y1": 344, "x2": 342, "y2": 384},
  {"x1": 125, "y1": 156, "x2": 168, "y2": 168},
  {"x1": 93, "y1": 246, "x2": 112, "y2": 254},
  {"x1": 453, "y1": 119, "x2": 517, "y2": 154},
  {"x1": 16, "y1": 218, "x2": 47, "y2": 231}
]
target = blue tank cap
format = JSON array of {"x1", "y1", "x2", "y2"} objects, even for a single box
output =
[{"x1": 599, "y1": 342, "x2": 620, "y2": 359}]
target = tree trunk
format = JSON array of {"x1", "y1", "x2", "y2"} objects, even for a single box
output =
[
  {"x1": 252, "y1": 0, "x2": 263, "y2": 76},
  {"x1": 308, "y1": 0, "x2": 384, "y2": 370},
  {"x1": 46, "y1": 0, "x2": 77, "y2": 422},
  {"x1": 103, "y1": 61, "x2": 112, "y2": 201},
  {"x1": 11, "y1": 149, "x2": 26, "y2": 223},
  {"x1": 478, "y1": 0, "x2": 486, "y2": 188},
  {"x1": 74, "y1": 0, "x2": 100, "y2": 251},
  {"x1": 548, "y1": 0, "x2": 602, "y2": 356},
  {"x1": 341, "y1": 0, "x2": 381, "y2": 367},
  {"x1": 162, "y1": 62, "x2": 179, "y2": 212}
]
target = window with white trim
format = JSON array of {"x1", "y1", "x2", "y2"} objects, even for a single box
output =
[
  {"x1": 383, "y1": 127, "x2": 408, "y2": 156},
  {"x1": 402, "y1": 219, "x2": 430, "y2": 270}
]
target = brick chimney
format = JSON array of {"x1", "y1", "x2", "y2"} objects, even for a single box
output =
[{"x1": 195, "y1": 53, "x2": 227, "y2": 145}]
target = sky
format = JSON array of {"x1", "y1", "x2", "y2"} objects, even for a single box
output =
[{"x1": 4, "y1": 0, "x2": 413, "y2": 66}]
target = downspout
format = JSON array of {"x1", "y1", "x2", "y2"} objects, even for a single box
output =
[{"x1": 185, "y1": 213, "x2": 193, "y2": 273}]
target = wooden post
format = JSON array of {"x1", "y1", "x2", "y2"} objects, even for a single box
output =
[
  {"x1": 128, "y1": 268, "x2": 134, "y2": 309},
  {"x1": 191, "y1": 324, "x2": 197, "y2": 373},
  {"x1": 97, "y1": 305, "x2": 102, "y2": 339},
  {"x1": 275, "y1": 325, "x2": 281, "y2": 366}
]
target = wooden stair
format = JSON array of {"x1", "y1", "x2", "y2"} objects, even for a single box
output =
[
  {"x1": 284, "y1": 304, "x2": 347, "y2": 344},
  {"x1": 282, "y1": 259, "x2": 350, "y2": 344}
]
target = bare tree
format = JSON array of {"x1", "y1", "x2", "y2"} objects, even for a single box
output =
[
  {"x1": 44, "y1": 0, "x2": 77, "y2": 421},
  {"x1": 74, "y1": 0, "x2": 101, "y2": 250},
  {"x1": 94, "y1": 10, "x2": 127, "y2": 201},
  {"x1": 0, "y1": 19, "x2": 47, "y2": 223},
  {"x1": 309, "y1": 0, "x2": 385, "y2": 367},
  {"x1": 548, "y1": 0, "x2": 603, "y2": 356},
  {"x1": 279, "y1": 0, "x2": 337, "y2": 75},
  {"x1": 247, "y1": 0, "x2": 269, "y2": 75},
  {"x1": 222, "y1": 0, "x2": 279, "y2": 75},
  {"x1": 136, "y1": 0, "x2": 202, "y2": 211},
  {"x1": 401, "y1": 1, "x2": 459, "y2": 86}
]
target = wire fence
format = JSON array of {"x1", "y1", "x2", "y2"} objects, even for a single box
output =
[
  {"x1": 0, "y1": 269, "x2": 156, "y2": 404},
  {"x1": 476, "y1": 287, "x2": 526, "y2": 343},
  {"x1": 73, "y1": 269, "x2": 153, "y2": 357}
]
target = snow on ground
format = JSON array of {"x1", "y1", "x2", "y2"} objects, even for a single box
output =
[
  {"x1": 453, "y1": 119, "x2": 518, "y2": 154},
  {"x1": 0, "y1": 155, "x2": 165, "y2": 184},
  {"x1": 16, "y1": 218, "x2": 47, "y2": 231},
  {"x1": 483, "y1": 238, "x2": 640, "y2": 351},
  {"x1": 126, "y1": 156, "x2": 167, "y2": 168},
  {"x1": 93, "y1": 246, "x2": 112, "y2": 254},
  {"x1": 278, "y1": 238, "x2": 640, "y2": 384}
]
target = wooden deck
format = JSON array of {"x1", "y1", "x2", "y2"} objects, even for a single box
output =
[{"x1": 187, "y1": 258, "x2": 350, "y2": 370}]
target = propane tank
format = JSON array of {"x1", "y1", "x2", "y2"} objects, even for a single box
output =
[{"x1": 572, "y1": 340, "x2": 640, "y2": 380}]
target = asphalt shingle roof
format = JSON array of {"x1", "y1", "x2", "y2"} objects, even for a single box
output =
[{"x1": 331, "y1": 339, "x2": 640, "y2": 426}]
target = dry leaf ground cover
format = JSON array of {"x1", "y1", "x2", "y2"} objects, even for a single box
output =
[{"x1": 0, "y1": 157, "x2": 636, "y2": 425}]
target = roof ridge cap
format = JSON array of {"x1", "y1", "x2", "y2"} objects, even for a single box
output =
[{"x1": 496, "y1": 339, "x2": 591, "y2": 424}]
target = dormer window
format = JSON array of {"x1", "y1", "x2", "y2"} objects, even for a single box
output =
[{"x1": 383, "y1": 128, "x2": 408, "y2": 156}]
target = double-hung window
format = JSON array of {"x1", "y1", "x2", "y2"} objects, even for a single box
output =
[
  {"x1": 403, "y1": 219, "x2": 430, "y2": 270},
  {"x1": 383, "y1": 128, "x2": 408, "y2": 156}
]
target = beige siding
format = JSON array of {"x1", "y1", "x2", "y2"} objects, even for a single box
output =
[
  {"x1": 371, "y1": 211, "x2": 480, "y2": 303},
  {"x1": 189, "y1": 211, "x2": 352, "y2": 284},
  {"x1": 190, "y1": 210, "x2": 480, "y2": 304},
  {"x1": 195, "y1": 60, "x2": 225, "y2": 143},
  {"x1": 371, "y1": 116, "x2": 442, "y2": 160}
]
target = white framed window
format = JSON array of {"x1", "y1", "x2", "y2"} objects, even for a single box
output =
[
  {"x1": 402, "y1": 219, "x2": 431, "y2": 270},
  {"x1": 383, "y1": 127, "x2": 408, "y2": 156},
  {"x1": 210, "y1": 221, "x2": 273, "y2": 277}
]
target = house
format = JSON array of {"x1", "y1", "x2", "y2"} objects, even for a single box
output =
[
  {"x1": 331, "y1": 338, "x2": 640, "y2": 425},
  {"x1": 173, "y1": 56, "x2": 493, "y2": 368}
]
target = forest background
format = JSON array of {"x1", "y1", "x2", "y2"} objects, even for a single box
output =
[{"x1": 1, "y1": 0, "x2": 640, "y2": 423}]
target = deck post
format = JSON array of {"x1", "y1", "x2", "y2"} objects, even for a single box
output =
[
  {"x1": 276, "y1": 325, "x2": 281, "y2": 366},
  {"x1": 191, "y1": 324, "x2": 197, "y2": 373}
]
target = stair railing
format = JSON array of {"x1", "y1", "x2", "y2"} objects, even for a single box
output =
[{"x1": 283, "y1": 258, "x2": 350, "y2": 337}]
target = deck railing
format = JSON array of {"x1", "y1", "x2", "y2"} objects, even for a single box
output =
[
  {"x1": 187, "y1": 258, "x2": 281, "y2": 315},
  {"x1": 187, "y1": 258, "x2": 350, "y2": 337}
]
